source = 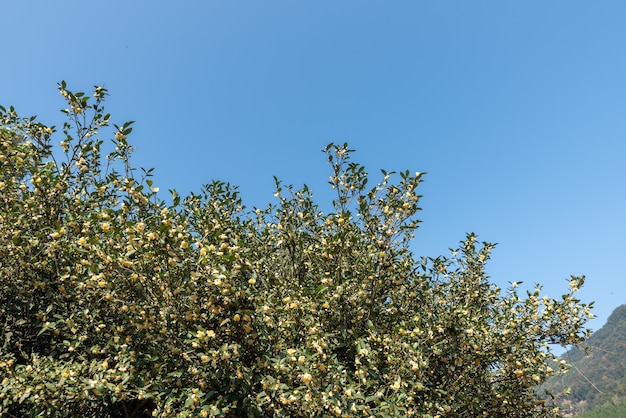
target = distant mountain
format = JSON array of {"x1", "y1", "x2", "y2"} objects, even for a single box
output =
[{"x1": 543, "y1": 303, "x2": 626, "y2": 417}]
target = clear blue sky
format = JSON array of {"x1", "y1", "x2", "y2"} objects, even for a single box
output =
[{"x1": 3, "y1": 1, "x2": 625, "y2": 342}]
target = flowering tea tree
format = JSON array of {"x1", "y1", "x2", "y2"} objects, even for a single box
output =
[{"x1": 0, "y1": 83, "x2": 593, "y2": 417}]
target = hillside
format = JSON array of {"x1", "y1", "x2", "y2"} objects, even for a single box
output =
[{"x1": 544, "y1": 303, "x2": 626, "y2": 416}]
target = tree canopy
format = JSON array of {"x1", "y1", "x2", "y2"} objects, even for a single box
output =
[{"x1": 0, "y1": 83, "x2": 594, "y2": 417}]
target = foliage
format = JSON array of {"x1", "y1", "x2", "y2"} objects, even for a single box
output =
[
  {"x1": 543, "y1": 304, "x2": 626, "y2": 416},
  {"x1": 0, "y1": 83, "x2": 594, "y2": 417},
  {"x1": 578, "y1": 399, "x2": 626, "y2": 418}
]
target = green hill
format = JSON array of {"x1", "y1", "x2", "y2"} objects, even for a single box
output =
[
  {"x1": 577, "y1": 399, "x2": 626, "y2": 418},
  {"x1": 544, "y1": 303, "x2": 626, "y2": 416}
]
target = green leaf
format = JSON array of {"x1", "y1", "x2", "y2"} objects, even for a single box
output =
[
  {"x1": 19, "y1": 391, "x2": 31, "y2": 404},
  {"x1": 170, "y1": 189, "x2": 180, "y2": 206}
]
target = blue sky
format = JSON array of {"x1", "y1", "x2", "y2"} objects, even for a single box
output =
[{"x1": 3, "y1": 1, "x2": 625, "y2": 342}]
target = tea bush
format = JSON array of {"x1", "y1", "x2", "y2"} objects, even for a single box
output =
[{"x1": 0, "y1": 83, "x2": 593, "y2": 417}]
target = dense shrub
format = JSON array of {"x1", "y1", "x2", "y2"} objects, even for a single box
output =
[{"x1": 0, "y1": 83, "x2": 593, "y2": 417}]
